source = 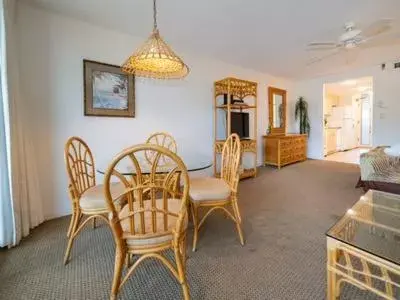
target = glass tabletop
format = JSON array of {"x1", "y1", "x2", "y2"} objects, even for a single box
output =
[
  {"x1": 96, "y1": 153, "x2": 213, "y2": 175},
  {"x1": 327, "y1": 190, "x2": 400, "y2": 266}
]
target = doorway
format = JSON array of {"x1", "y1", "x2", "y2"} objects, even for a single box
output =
[
  {"x1": 360, "y1": 95, "x2": 372, "y2": 146},
  {"x1": 323, "y1": 77, "x2": 373, "y2": 164}
]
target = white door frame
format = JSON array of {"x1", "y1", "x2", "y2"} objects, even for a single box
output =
[{"x1": 359, "y1": 91, "x2": 373, "y2": 147}]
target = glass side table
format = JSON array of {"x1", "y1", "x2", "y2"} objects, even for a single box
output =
[{"x1": 326, "y1": 190, "x2": 400, "y2": 299}]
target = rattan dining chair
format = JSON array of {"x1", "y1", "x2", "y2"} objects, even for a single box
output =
[
  {"x1": 63, "y1": 137, "x2": 124, "y2": 265},
  {"x1": 190, "y1": 133, "x2": 244, "y2": 251},
  {"x1": 144, "y1": 132, "x2": 178, "y2": 192},
  {"x1": 104, "y1": 144, "x2": 190, "y2": 300},
  {"x1": 145, "y1": 132, "x2": 177, "y2": 165}
]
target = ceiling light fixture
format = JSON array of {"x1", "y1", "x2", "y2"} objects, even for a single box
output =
[{"x1": 122, "y1": 0, "x2": 189, "y2": 79}]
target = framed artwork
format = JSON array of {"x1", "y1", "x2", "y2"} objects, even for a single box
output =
[{"x1": 83, "y1": 59, "x2": 135, "y2": 117}]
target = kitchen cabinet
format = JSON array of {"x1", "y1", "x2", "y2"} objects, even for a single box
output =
[{"x1": 325, "y1": 128, "x2": 338, "y2": 155}]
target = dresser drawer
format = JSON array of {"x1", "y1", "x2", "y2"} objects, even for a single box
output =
[
  {"x1": 280, "y1": 137, "x2": 305, "y2": 148},
  {"x1": 293, "y1": 153, "x2": 305, "y2": 161},
  {"x1": 264, "y1": 134, "x2": 307, "y2": 169},
  {"x1": 281, "y1": 155, "x2": 293, "y2": 165},
  {"x1": 280, "y1": 147, "x2": 292, "y2": 156},
  {"x1": 293, "y1": 145, "x2": 306, "y2": 153},
  {"x1": 293, "y1": 137, "x2": 305, "y2": 146},
  {"x1": 280, "y1": 139, "x2": 292, "y2": 149}
]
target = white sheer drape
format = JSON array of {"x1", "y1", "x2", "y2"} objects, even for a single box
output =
[
  {"x1": 1, "y1": 0, "x2": 44, "y2": 246},
  {"x1": 0, "y1": 55, "x2": 13, "y2": 247},
  {"x1": 0, "y1": 0, "x2": 14, "y2": 248}
]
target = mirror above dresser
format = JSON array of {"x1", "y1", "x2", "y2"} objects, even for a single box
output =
[
  {"x1": 264, "y1": 86, "x2": 307, "y2": 169},
  {"x1": 268, "y1": 87, "x2": 286, "y2": 135}
]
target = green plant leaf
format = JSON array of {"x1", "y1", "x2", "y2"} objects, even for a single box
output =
[{"x1": 295, "y1": 96, "x2": 310, "y2": 136}]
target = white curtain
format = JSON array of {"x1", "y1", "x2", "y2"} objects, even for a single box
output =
[
  {"x1": 0, "y1": 47, "x2": 13, "y2": 247},
  {"x1": 1, "y1": 0, "x2": 44, "y2": 246}
]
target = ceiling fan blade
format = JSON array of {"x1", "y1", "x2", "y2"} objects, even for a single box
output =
[
  {"x1": 360, "y1": 34, "x2": 400, "y2": 49},
  {"x1": 306, "y1": 50, "x2": 342, "y2": 66},
  {"x1": 362, "y1": 19, "x2": 392, "y2": 39},
  {"x1": 307, "y1": 45, "x2": 340, "y2": 51},
  {"x1": 308, "y1": 42, "x2": 337, "y2": 46}
]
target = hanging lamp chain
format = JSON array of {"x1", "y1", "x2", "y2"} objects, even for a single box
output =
[{"x1": 153, "y1": 0, "x2": 158, "y2": 30}]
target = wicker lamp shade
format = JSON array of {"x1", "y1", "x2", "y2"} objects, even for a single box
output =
[
  {"x1": 122, "y1": 0, "x2": 189, "y2": 79},
  {"x1": 122, "y1": 30, "x2": 189, "y2": 79}
]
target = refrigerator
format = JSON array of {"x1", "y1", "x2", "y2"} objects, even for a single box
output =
[{"x1": 329, "y1": 106, "x2": 356, "y2": 151}]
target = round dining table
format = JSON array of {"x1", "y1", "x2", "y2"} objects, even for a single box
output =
[{"x1": 96, "y1": 153, "x2": 213, "y2": 175}]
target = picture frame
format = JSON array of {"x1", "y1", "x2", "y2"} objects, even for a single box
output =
[{"x1": 83, "y1": 59, "x2": 135, "y2": 117}]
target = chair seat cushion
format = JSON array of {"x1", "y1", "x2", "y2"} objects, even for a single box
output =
[
  {"x1": 119, "y1": 198, "x2": 185, "y2": 247},
  {"x1": 189, "y1": 177, "x2": 231, "y2": 201},
  {"x1": 79, "y1": 182, "x2": 125, "y2": 211}
]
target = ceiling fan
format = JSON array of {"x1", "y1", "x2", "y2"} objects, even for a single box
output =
[{"x1": 306, "y1": 19, "x2": 398, "y2": 65}]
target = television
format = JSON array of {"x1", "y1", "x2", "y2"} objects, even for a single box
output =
[{"x1": 230, "y1": 112, "x2": 249, "y2": 139}]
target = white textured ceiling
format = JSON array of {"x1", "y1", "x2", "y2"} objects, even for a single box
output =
[{"x1": 25, "y1": 0, "x2": 400, "y2": 78}]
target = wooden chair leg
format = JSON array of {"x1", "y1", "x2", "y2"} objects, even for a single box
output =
[
  {"x1": 125, "y1": 253, "x2": 130, "y2": 268},
  {"x1": 231, "y1": 201, "x2": 244, "y2": 246},
  {"x1": 180, "y1": 234, "x2": 187, "y2": 272},
  {"x1": 125, "y1": 253, "x2": 135, "y2": 268},
  {"x1": 175, "y1": 247, "x2": 190, "y2": 300},
  {"x1": 110, "y1": 247, "x2": 125, "y2": 300},
  {"x1": 232, "y1": 199, "x2": 242, "y2": 224},
  {"x1": 187, "y1": 202, "x2": 192, "y2": 225},
  {"x1": 190, "y1": 203, "x2": 199, "y2": 252},
  {"x1": 64, "y1": 211, "x2": 81, "y2": 265},
  {"x1": 235, "y1": 221, "x2": 245, "y2": 246},
  {"x1": 67, "y1": 210, "x2": 76, "y2": 238}
]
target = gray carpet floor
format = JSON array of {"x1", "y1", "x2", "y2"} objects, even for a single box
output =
[{"x1": 0, "y1": 160, "x2": 382, "y2": 300}]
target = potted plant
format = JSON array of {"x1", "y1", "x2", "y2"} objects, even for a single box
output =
[{"x1": 295, "y1": 96, "x2": 311, "y2": 136}]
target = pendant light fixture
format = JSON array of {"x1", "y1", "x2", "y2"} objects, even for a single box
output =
[{"x1": 122, "y1": 0, "x2": 189, "y2": 79}]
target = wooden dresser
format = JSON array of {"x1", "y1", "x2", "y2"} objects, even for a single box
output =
[{"x1": 263, "y1": 134, "x2": 307, "y2": 169}]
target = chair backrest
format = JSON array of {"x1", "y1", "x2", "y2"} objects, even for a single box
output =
[
  {"x1": 64, "y1": 136, "x2": 96, "y2": 200},
  {"x1": 220, "y1": 134, "x2": 241, "y2": 192},
  {"x1": 103, "y1": 144, "x2": 189, "y2": 244},
  {"x1": 145, "y1": 132, "x2": 177, "y2": 166}
]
